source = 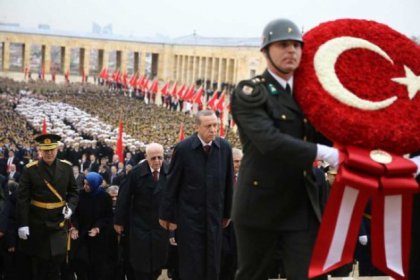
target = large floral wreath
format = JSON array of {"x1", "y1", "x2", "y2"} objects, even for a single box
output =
[{"x1": 294, "y1": 19, "x2": 420, "y2": 155}]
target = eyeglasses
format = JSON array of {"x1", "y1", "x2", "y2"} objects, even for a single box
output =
[{"x1": 150, "y1": 156, "x2": 163, "y2": 160}]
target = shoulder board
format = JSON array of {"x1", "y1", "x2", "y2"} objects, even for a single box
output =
[
  {"x1": 233, "y1": 78, "x2": 268, "y2": 107},
  {"x1": 26, "y1": 160, "x2": 38, "y2": 168},
  {"x1": 60, "y1": 159, "x2": 73, "y2": 166}
]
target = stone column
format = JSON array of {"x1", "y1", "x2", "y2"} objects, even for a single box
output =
[
  {"x1": 23, "y1": 43, "x2": 31, "y2": 71},
  {"x1": 2, "y1": 41, "x2": 10, "y2": 71},
  {"x1": 121, "y1": 50, "x2": 129, "y2": 73},
  {"x1": 62, "y1": 46, "x2": 71, "y2": 73},
  {"x1": 81, "y1": 47, "x2": 90, "y2": 76},
  {"x1": 42, "y1": 44, "x2": 51, "y2": 73},
  {"x1": 139, "y1": 52, "x2": 146, "y2": 75}
]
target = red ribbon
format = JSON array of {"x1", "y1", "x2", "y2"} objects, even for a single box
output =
[{"x1": 309, "y1": 146, "x2": 418, "y2": 280}]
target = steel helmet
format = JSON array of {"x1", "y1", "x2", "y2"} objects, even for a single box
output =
[{"x1": 261, "y1": 18, "x2": 303, "y2": 50}]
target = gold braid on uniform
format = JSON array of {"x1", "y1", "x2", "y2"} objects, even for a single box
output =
[{"x1": 60, "y1": 159, "x2": 73, "y2": 166}]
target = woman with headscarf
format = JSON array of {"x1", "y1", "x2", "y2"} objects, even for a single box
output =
[{"x1": 69, "y1": 172, "x2": 113, "y2": 280}]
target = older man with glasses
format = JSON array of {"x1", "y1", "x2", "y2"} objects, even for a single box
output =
[{"x1": 114, "y1": 142, "x2": 169, "y2": 280}]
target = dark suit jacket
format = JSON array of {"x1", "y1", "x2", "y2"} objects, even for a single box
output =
[
  {"x1": 231, "y1": 70, "x2": 319, "y2": 231},
  {"x1": 8, "y1": 171, "x2": 20, "y2": 182}
]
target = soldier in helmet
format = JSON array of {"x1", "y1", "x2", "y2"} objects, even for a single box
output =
[
  {"x1": 16, "y1": 133, "x2": 79, "y2": 280},
  {"x1": 230, "y1": 19, "x2": 340, "y2": 280}
]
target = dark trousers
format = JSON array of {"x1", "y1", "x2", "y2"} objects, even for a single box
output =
[
  {"x1": 234, "y1": 211, "x2": 327, "y2": 280},
  {"x1": 72, "y1": 259, "x2": 110, "y2": 280},
  {"x1": 0, "y1": 250, "x2": 17, "y2": 280},
  {"x1": 132, "y1": 269, "x2": 161, "y2": 280},
  {"x1": 31, "y1": 254, "x2": 65, "y2": 280}
]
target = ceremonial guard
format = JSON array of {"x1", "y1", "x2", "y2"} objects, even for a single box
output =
[{"x1": 17, "y1": 134, "x2": 79, "y2": 280}]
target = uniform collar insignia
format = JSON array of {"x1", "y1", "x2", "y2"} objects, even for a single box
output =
[{"x1": 268, "y1": 83, "x2": 279, "y2": 95}]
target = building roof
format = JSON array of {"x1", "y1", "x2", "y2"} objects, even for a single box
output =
[{"x1": 0, "y1": 24, "x2": 260, "y2": 47}]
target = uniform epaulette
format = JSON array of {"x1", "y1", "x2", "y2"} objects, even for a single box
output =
[
  {"x1": 60, "y1": 159, "x2": 73, "y2": 166},
  {"x1": 233, "y1": 76, "x2": 268, "y2": 108},
  {"x1": 26, "y1": 160, "x2": 38, "y2": 168}
]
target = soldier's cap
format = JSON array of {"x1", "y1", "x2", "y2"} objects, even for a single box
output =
[{"x1": 35, "y1": 134, "x2": 61, "y2": 150}]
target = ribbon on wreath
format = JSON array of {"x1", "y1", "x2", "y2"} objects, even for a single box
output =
[{"x1": 309, "y1": 146, "x2": 419, "y2": 280}]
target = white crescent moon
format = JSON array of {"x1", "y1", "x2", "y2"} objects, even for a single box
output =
[{"x1": 314, "y1": 36, "x2": 398, "y2": 110}]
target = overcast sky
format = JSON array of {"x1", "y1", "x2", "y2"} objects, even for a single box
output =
[{"x1": 0, "y1": 0, "x2": 419, "y2": 38}]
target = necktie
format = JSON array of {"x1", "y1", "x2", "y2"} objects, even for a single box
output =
[
  {"x1": 152, "y1": 170, "x2": 159, "y2": 182},
  {"x1": 203, "y1": 145, "x2": 211, "y2": 155},
  {"x1": 285, "y1": 83, "x2": 292, "y2": 95}
]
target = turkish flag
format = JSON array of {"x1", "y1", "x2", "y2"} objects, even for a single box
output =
[
  {"x1": 219, "y1": 111, "x2": 225, "y2": 138},
  {"x1": 160, "y1": 81, "x2": 170, "y2": 96},
  {"x1": 116, "y1": 120, "x2": 124, "y2": 163},
  {"x1": 193, "y1": 86, "x2": 204, "y2": 105},
  {"x1": 170, "y1": 82, "x2": 178, "y2": 97},
  {"x1": 207, "y1": 92, "x2": 219, "y2": 110},
  {"x1": 149, "y1": 79, "x2": 159, "y2": 94},
  {"x1": 42, "y1": 118, "x2": 47, "y2": 134},
  {"x1": 178, "y1": 123, "x2": 185, "y2": 141},
  {"x1": 216, "y1": 91, "x2": 225, "y2": 112}
]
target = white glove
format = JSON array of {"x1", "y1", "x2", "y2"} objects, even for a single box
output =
[
  {"x1": 18, "y1": 226, "x2": 30, "y2": 240},
  {"x1": 316, "y1": 144, "x2": 339, "y2": 169},
  {"x1": 410, "y1": 155, "x2": 420, "y2": 177},
  {"x1": 359, "y1": 235, "x2": 368, "y2": 246},
  {"x1": 62, "y1": 207, "x2": 72, "y2": 219}
]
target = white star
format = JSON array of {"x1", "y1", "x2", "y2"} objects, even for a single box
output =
[{"x1": 391, "y1": 65, "x2": 420, "y2": 100}]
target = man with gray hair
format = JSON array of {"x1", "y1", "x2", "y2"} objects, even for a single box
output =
[
  {"x1": 159, "y1": 109, "x2": 234, "y2": 280},
  {"x1": 114, "y1": 142, "x2": 169, "y2": 280}
]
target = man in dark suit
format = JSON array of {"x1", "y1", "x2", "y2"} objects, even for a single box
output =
[
  {"x1": 7, "y1": 164, "x2": 20, "y2": 182},
  {"x1": 230, "y1": 18, "x2": 340, "y2": 280},
  {"x1": 72, "y1": 165, "x2": 85, "y2": 191},
  {"x1": 16, "y1": 133, "x2": 79, "y2": 280},
  {"x1": 159, "y1": 109, "x2": 234, "y2": 280},
  {"x1": 6, "y1": 150, "x2": 20, "y2": 173},
  {"x1": 114, "y1": 143, "x2": 169, "y2": 280}
]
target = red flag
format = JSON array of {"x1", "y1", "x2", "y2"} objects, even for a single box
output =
[
  {"x1": 64, "y1": 69, "x2": 70, "y2": 83},
  {"x1": 99, "y1": 67, "x2": 108, "y2": 80},
  {"x1": 122, "y1": 72, "x2": 128, "y2": 86},
  {"x1": 116, "y1": 120, "x2": 124, "y2": 163},
  {"x1": 177, "y1": 84, "x2": 186, "y2": 99},
  {"x1": 149, "y1": 79, "x2": 159, "y2": 94},
  {"x1": 207, "y1": 92, "x2": 219, "y2": 110},
  {"x1": 42, "y1": 118, "x2": 47, "y2": 134},
  {"x1": 219, "y1": 112, "x2": 225, "y2": 138},
  {"x1": 160, "y1": 81, "x2": 170, "y2": 96},
  {"x1": 179, "y1": 123, "x2": 185, "y2": 141},
  {"x1": 183, "y1": 85, "x2": 195, "y2": 101},
  {"x1": 142, "y1": 77, "x2": 149, "y2": 91},
  {"x1": 216, "y1": 92, "x2": 225, "y2": 112},
  {"x1": 129, "y1": 72, "x2": 138, "y2": 87},
  {"x1": 136, "y1": 75, "x2": 144, "y2": 89},
  {"x1": 24, "y1": 66, "x2": 29, "y2": 80},
  {"x1": 51, "y1": 66, "x2": 56, "y2": 82},
  {"x1": 193, "y1": 86, "x2": 204, "y2": 105},
  {"x1": 170, "y1": 82, "x2": 178, "y2": 97}
]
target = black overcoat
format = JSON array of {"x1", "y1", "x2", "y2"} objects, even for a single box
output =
[
  {"x1": 114, "y1": 160, "x2": 169, "y2": 273},
  {"x1": 70, "y1": 189, "x2": 113, "y2": 265},
  {"x1": 159, "y1": 133, "x2": 233, "y2": 280}
]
